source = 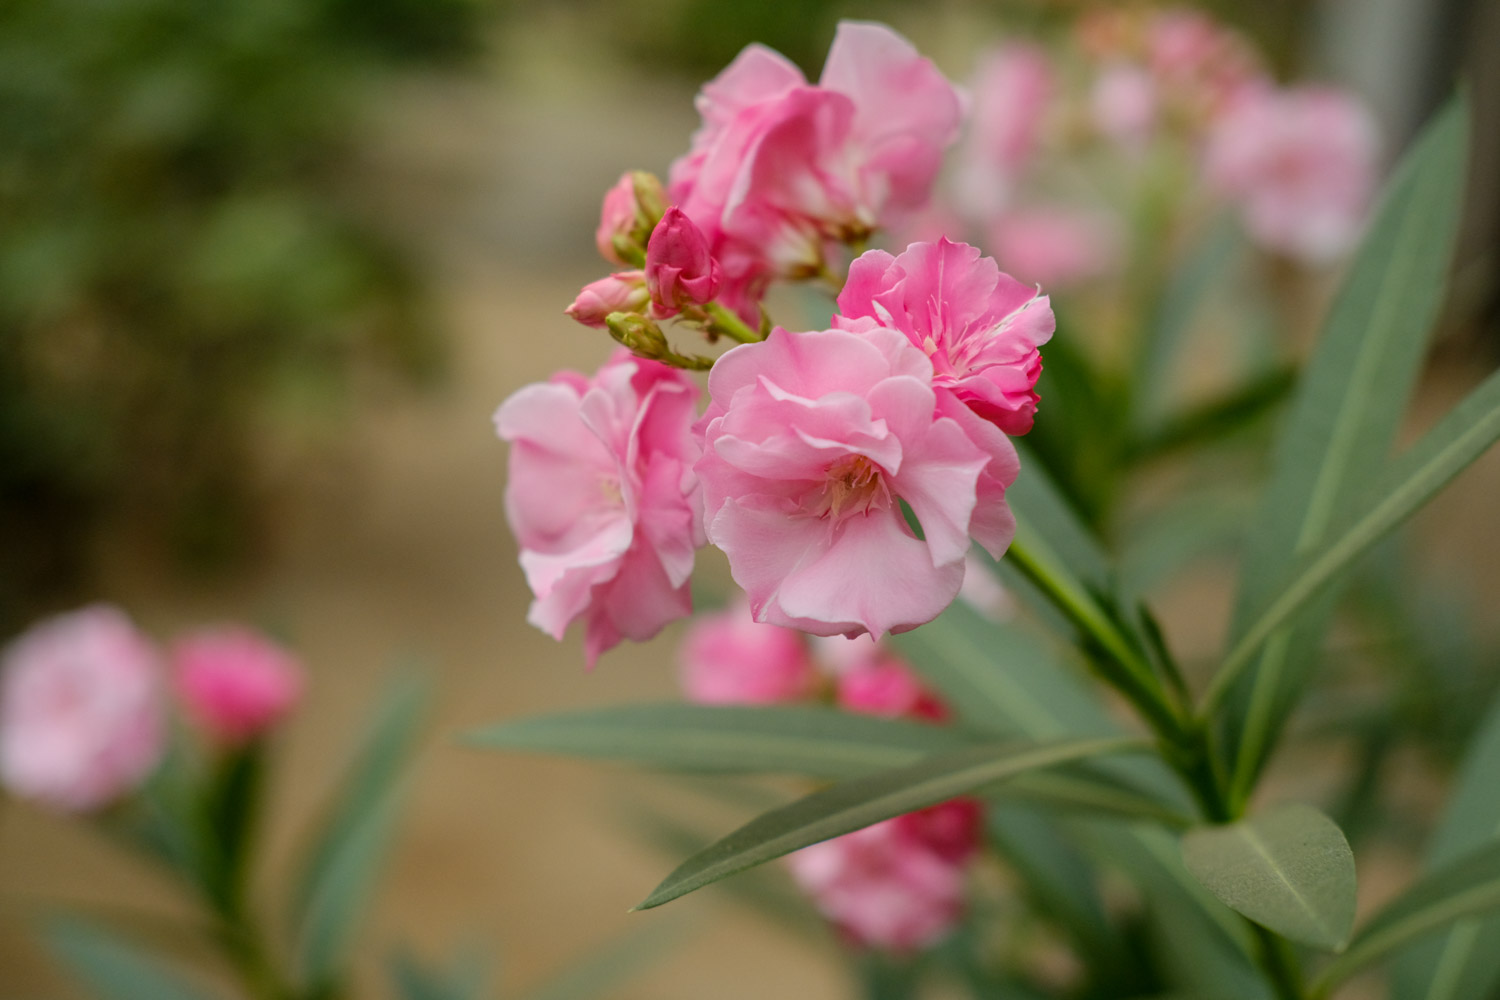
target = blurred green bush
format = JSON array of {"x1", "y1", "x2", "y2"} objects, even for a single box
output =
[{"x1": 0, "y1": 0, "x2": 490, "y2": 628}]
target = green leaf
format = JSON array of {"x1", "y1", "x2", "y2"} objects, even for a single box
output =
[
  {"x1": 1205, "y1": 363, "x2": 1500, "y2": 717},
  {"x1": 293, "y1": 674, "x2": 428, "y2": 993},
  {"x1": 636, "y1": 737, "x2": 1142, "y2": 910},
  {"x1": 465, "y1": 703, "x2": 971, "y2": 778},
  {"x1": 1215, "y1": 96, "x2": 1470, "y2": 799},
  {"x1": 1315, "y1": 839, "x2": 1500, "y2": 994},
  {"x1": 1181, "y1": 803, "x2": 1356, "y2": 950},
  {"x1": 43, "y1": 916, "x2": 223, "y2": 1000},
  {"x1": 1393, "y1": 690, "x2": 1500, "y2": 999}
]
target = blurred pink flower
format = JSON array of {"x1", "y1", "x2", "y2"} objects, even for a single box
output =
[
  {"x1": 835, "y1": 650, "x2": 948, "y2": 722},
  {"x1": 837, "y1": 238, "x2": 1053, "y2": 438},
  {"x1": 678, "y1": 600, "x2": 817, "y2": 705},
  {"x1": 645, "y1": 207, "x2": 722, "y2": 317},
  {"x1": 496, "y1": 352, "x2": 702, "y2": 667},
  {"x1": 697, "y1": 327, "x2": 1010, "y2": 638},
  {"x1": 565, "y1": 271, "x2": 649, "y2": 328},
  {"x1": 1205, "y1": 85, "x2": 1379, "y2": 263},
  {"x1": 955, "y1": 43, "x2": 1053, "y2": 217},
  {"x1": 0, "y1": 606, "x2": 165, "y2": 813},
  {"x1": 173, "y1": 627, "x2": 303, "y2": 745},
  {"x1": 1090, "y1": 64, "x2": 1158, "y2": 149},
  {"x1": 958, "y1": 552, "x2": 1014, "y2": 621},
  {"x1": 989, "y1": 207, "x2": 1122, "y2": 289},
  {"x1": 669, "y1": 21, "x2": 962, "y2": 309},
  {"x1": 1145, "y1": 7, "x2": 1262, "y2": 115},
  {"x1": 787, "y1": 799, "x2": 982, "y2": 951}
]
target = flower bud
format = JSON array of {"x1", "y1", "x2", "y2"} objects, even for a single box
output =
[
  {"x1": 565, "y1": 271, "x2": 649, "y2": 328},
  {"x1": 645, "y1": 207, "x2": 722, "y2": 317},
  {"x1": 605, "y1": 311, "x2": 669, "y2": 360},
  {"x1": 596, "y1": 171, "x2": 666, "y2": 266},
  {"x1": 173, "y1": 626, "x2": 304, "y2": 746}
]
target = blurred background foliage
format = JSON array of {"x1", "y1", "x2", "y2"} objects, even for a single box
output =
[{"x1": 0, "y1": 0, "x2": 491, "y2": 630}]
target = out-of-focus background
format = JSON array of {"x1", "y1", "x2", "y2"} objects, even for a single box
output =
[{"x1": 2, "y1": 1, "x2": 1498, "y2": 996}]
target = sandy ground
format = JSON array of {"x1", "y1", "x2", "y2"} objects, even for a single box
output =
[{"x1": 4, "y1": 21, "x2": 1500, "y2": 1000}]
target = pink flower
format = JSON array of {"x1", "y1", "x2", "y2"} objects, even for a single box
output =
[
  {"x1": 1090, "y1": 64, "x2": 1158, "y2": 148},
  {"x1": 0, "y1": 606, "x2": 166, "y2": 813},
  {"x1": 697, "y1": 326, "x2": 1012, "y2": 638},
  {"x1": 645, "y1": 207, "x2": 722, "y2": 316},
  {"x1": 172, "y1": 627, "x2": 303, "y2": 745},
  {"x1": 1145, "y1": 8, "x2": 1261, "y2": 115},
  {"x1": 836, "y1": 238, "x2": 1054, "y2": 436},
  {"x1": 496, "y1": 352, "x2": 702, "y2": 667},
  {"x1": 955, "y1": 44, "x2": 1054, "y2": 218},
  {"x1": 565, "y1": 271, "x2": 649, "y2": 328},
  {"x1": 835, "y1": 648, "x2": 948, "y2": 722},
  {"x1": 669, "y1": 22, "x2": 962, "y2": 306},
  {"x1": 596, "y1": 173, "x2": 640, "y2": 264},
  {"x1": 678, "y1": 599, "x2": 817, "y2": 705},
  {"x1": 988, "y1": 208, "x2": 1122, "y2": 289},
  {"x1": 1205, "y1": 85, "x2": 1379, "y2": 263},
  {"x1": 786, "y1": 800, "x2": 982, "y2": 952}
]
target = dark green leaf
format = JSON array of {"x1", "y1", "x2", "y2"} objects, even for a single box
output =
[
  {"x1": 1181, "y1": 803, "x2": 1356, "y2": 950},
  {"x1": 1215, "y1": 96, "x2": 1470, "y2": 800},
  {"x1": 465, "y1": 703, "x2": 971, "y2": 779},
  {"x1": 43, "y1": 916, "x2": 223, "y2": 1000},
  {"x1": 1315, "y1": 838, "x2": 1500, "y2": 993},
  {"x1": 636, "y1": 738, "x2": 1142, "y2": 910},
  {"x1": 293, "y1": 674, "x2": 428, "y2": 993}
]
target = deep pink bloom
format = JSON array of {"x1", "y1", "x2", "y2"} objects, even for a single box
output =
[
  {"x1": 645, "y1": 207, "x2": 722, "y2": 316},
  {"x1": 0, "y1": 606, "x2": 165, "y2": 813},
  {"x1": 835, "y1": 648, "x2": 948, "y2": 723},
  {"x1": 697, "y1": 326, "x2": 1013, "y2": 638},
  {"x1": 954, "y1": 44, "x2": 1054, "y2": 218},
  {"x1": 678, "y1": 599, "x2": 817, "y2": 705},
  {"x1": 565, "y1": 271, "x2": 649, "y2": 328},
  {"x1": 786, "y1": 800, "x2": 982, "y2": 952},
  {"x1": 496, "y1": 353, "x2": 702, "y2": 667},
  {"x1": 669, "y1": 22, "x2": 962, "y2": 308},
  {"x1": 988, "y1": 208, "x2": 1122, "y2": 289},
  {"x1": 596, "y1": 172, "x2": 639, "y2": 264},
  {"x1": 1205, "y1": 85, "x2": 1379, "y2": 263},
  {"x1": 837, "y1": 238, "x2": 1054, "y2": 436},
  {"x1": 173, "y1": 627, "x2": 303, "y2": 745}
]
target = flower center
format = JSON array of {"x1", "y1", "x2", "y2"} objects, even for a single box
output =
[
  {"x1": 599, "y1": 475, "x2": 624, "y2": 506},
  {"x1": 814, "y1": 455, "x2": 891, "y2": 520}
]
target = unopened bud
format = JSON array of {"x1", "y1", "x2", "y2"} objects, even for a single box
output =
[
  {"x1": 605, "y1": 311, "x2": 668, "y2": 360},
  {"x1": 595, "y1": 171, "x2": 668, "y2": 267},
  {"x1": 565, "y1": 271, "x2": 649, "y2": 328},
  {"x1": 645, "y1": 207, "x2": 722, "y2": 317}
]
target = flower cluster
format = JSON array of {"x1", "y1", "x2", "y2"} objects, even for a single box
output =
[
  {"x1": 679, "y1": 603, "x2": 981, "y2": 951},
  {"x1": 501, "y1": 22, "x2": 1051, "y2": 665},
  {"x1": 0, "y1": 606, "x2": 303, "y2": 812}
]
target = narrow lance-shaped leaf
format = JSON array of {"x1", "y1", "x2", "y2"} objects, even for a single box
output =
[
  {"x1": 1314, "y1": 839, "x2": 1500, "y2": 994},
  {"x1": 1393, "y1": 688, "x2": 1500, "y2": 1000},
  {"x1": 465, "y1": 703, "x2": 971, "y2": 778},
  {"x1": 1181, "y1": 803, "x2": 1357, "y2": 951},
  {"x1": 1203, "y1": 362, "x2": 1500, "y2": 714},
  {"x1": 44, "y1": 917, "x2": 224, "y2": 1000},
  {"x1": 1215, "y1": 96, "x2": 1469, "y2": 800},
  {"x1": 636, "y1": 738, "x2": 1142, "y2": 910}
]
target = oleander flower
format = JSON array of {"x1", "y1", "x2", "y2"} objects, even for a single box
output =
[
  {"x1": 669, "y1": 21, "x2": 963, "y2": 313},
  {"x1": 786, "y1": 799, "x2": 982, "y2": 952},
  {"x1": 0, "y1": 606, "x2": 166, "y2": 813},
  {"x1": 1205, "y1": 84, "x2": 1379, "y2": 263},
  {"x1": 830, "y1": 639, "x2": 948, "y2": 722},
  {"x1": 697, "y1": 326, "x2": 1014, "y2": 638},
  {"x1": 678, "y1": 599, "x2": 817, "y2": 705},
  {"x1": 645, "y1": 207, "x2": 722, "y2": 316},
  {"x1": 496, "y1": 352, "x2": 702, "y2": 667},
  {"x1": 173, "y1": 627, "x2": 304, "y2": 745},
  {"x1": 565, "y1": 271, "x2": 649, "y2": 328},
  {"x1": 836, "y1": 238, "x2": 1054, "y2": 436},
  {"x1": 954, "y1": 43, "x2": 1054, "y2": 218},
  {"x1": 988, "y1": 208, "x2": 1122, "y2": 289}
]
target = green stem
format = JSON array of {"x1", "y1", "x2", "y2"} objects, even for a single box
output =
[
  {"x1": 1253, "y1": 923, "x2": 1307, "y2": 1000},
  {"x1": 703, "y1": 302, "x2": 762, "y2": 344}
]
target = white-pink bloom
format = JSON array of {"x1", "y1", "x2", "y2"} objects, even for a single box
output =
[
  {"x1": 787, "y1": 799, "x2": 982, "y2": 952},
  {"x1": 836, "y1": 238, "x2": 1053, "y2": 436},
  {"x1": 0, "y1": 606, "x2": 166, "y2": 813},
  {"x1": 696, "y1": 326, "x2": 1014, "y2": 638},
  {"x1": 678, "y1": 599, "x2": 816, "y2": 705},
  {"x1": 669, "y1": 21, "x2": 962, "y2": 305},
  {"x1": 1205, "y1": 85, "x2": 1379, "y2": 263},
  {"x1": 173, "y1": 627, "x2": 303, "y2": 745},
  {"x1": 954, "y1": 43, "x2": 1054, "y2": 218},
  {"x1": 496, "y1": 353, "x2": 703, "y2": 667},
  {"x1": 988, "y1": 208, "x2": 1123, "y2": 289}
]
